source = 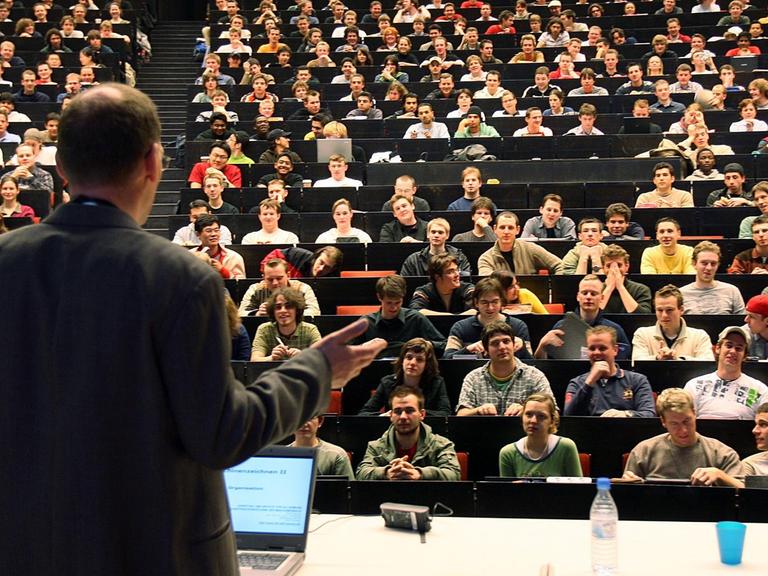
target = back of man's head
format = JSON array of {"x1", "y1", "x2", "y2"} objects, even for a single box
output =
[{"x1": 58, "y1": 83, "x2": 160, "y2": 188}]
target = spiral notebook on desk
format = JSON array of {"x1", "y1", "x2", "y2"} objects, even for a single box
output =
[{"x1": 224, "y1": 446, "x2": 317, "y2": 575}]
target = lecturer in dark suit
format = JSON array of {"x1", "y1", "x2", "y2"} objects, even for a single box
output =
[{"x1": 0, "y1": 84, "x2": 385, "y2": 576}]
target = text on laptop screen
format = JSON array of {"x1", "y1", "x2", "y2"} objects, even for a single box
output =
[{"x1": 225, "y1": 456, "x2": 314, "y2": 535}]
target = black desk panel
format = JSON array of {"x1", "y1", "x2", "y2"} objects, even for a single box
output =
[{"x1": 348, "y1": 481, "x2": 476, "y2": 517}]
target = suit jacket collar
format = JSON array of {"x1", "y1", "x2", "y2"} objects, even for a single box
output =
[{"x1": 44, "y1": 201, "x2": 141, "y2": 231}]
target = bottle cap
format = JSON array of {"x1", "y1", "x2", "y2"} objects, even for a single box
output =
[{"x1": 596, "y1": 477, "x2": 611, "y2": 490}]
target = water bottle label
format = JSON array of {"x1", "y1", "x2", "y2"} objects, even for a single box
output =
[{"x1": 592, "y1": 521, "x2": 616, "y2": 539}]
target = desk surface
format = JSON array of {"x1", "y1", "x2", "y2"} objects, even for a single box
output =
[{"x1": 301, "y1": 515, "x2": 767, "y2": 576}]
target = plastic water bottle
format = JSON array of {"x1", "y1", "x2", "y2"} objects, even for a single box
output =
[{"x1": 590, "y1": 477, "x2": 618, "y2": 575}]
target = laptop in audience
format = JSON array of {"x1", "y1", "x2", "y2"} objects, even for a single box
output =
[
  {"x1": 622, "y1": 117, "x2": 652, "y2": 135},
  {"x1": 730, "y1": 56, "x2": 758, "y2": 73},
  {"x1": 317, "y1": 138, "x2": 353, "y2": 163},
  {"x1": 224, "y1": 445, "x2": 317, "y2": 576}
]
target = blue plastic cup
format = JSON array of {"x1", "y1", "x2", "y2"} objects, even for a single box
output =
[{"x1": 716, "y1": 521, "x2": 747, "y2": 565}]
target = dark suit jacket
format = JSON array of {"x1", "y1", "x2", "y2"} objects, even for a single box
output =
[{"x1": 0, "y1": 202, "x2": 330, "y2": 576}]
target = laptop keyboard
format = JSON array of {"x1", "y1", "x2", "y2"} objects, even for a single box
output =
[{"x1": 238, "y1": 552, "x2": 289, "y2": 570}]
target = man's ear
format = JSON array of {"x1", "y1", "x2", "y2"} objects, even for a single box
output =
[{"x1": 144, "y1": 142, "x2": 163, "y2": 184}]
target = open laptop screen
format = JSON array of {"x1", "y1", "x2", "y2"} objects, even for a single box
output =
[{"x1": 225, "y1": 447, "x2": 316, "y2": 536}]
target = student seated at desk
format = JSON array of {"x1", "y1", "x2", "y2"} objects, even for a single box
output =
[
  {"x1": 635, "y1": 162, "x2": 694, "y2": 209},
  {"x1": 241, "y1": 199, "x2": 299, "y2": 245},
  {"x1": 683, "y1": 326, "x2": 768, "y2": 420},
  {"x1": 250, "y1": 288, "x2": 321, "y2": 361},
  {"x1": 457, "y1": 321, "x2": 553, "y2": 416},
  {"x1": 520, "y1": 193, "x2": 576, "y2": 240},
  {"x1": 743, "y1": 403, "x2": 768, "y2": 475},
  {"x1": 680, "y1": 241, "x2": 745, "y2": 315},
  {"x1": 358, "y1": 338, "x2": 451, "y2": 416},
  {"x1": 499, "y1": 393, "x2": 582, "y2": 478},
  {"x1": 738, "y1": 184, "x2": 768, "y2": 239},
  {"x1": 565, "y1": 326, "x2": 656, "y2": 418},
  {"x1": 730, "y1": 215, "x2": 768, "y2": 274},
  {"x1": 445, "y1": 277, "x2": 533, "y2": 358},
  {"x1": 409, "y1": 253, "x2": 475, "y2": 316},
  {"x1": 631, "y1": 284, "x2": 714, "y2": 361},
  {"x1": 640, "y1": 217, "x2": 695, "y2": 274},
  {"x1": 400, "y1": 218, "x2": 471, "y2": 277},
  {"x1": 189, "y1": 214, "x2": 245, "y2": 280},
  {"x1": 355, "y1": 274, "x2": 447, "y2": 358},
  {"x1": 289, "y1": 416, "x2": 354, "y2": 479},
  {"x1": 260, "y1": 246, "x2": 343, "y2": 279},
  {"x1": 535, "y1": 275, "x2": 631, "y2": 360},
  {"x1": 490, "y1": 270, "x2": 548, "y2": 314},
  {"x1": 356, "y1": 385, "x2": 461, "y2": 480},
  {"x1": 238, "y1": 258, "x2": 321, "y2": 317},
  {"x1": 451, "y1": 196, "x2": 497, "y2": 242},
  {"x1": 599, "y1": 245, "x2": 652, "y2": 314},
  {"x1": 622, "y1": 388, "x2": 744, "y2": 487},
  {"x1": 745, "y1": 295, "x2": 768, "y2": 360},
  {"x1": 173, "y1": 199, "x2": 232, "y2": 246},
  {"x1": 379, "y1": 194, "x2": 428, "y2": 243},
  {"x1": 561, "y1": 218, "x2": 608, "y2": 275},
  {"x1": 603, "y1": 202, "x2": 645, "y2": 242},
  {"x1": 478, "y1": 211, "x2": 563, "y2": 276}
]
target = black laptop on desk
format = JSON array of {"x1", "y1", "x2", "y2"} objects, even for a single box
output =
[
  {"x1": 730, "y1": 55, "x2": 758, "y2": 73},
  {"x1": 622, "y1": 117, "x2": 652, "y2": 134}
]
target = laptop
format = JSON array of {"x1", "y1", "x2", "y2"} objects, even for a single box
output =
[
  {"x1": 730, "y1": 55, "x2": 758, "y2": 73},
  {"x1": 224, "y1": 445, "x2": 317, "y2": 575},
  {"x1": 622, "y1": 117, "x2": 652, "y2": 134},
  {"x1": 317, "y1": 138, "x2": 353, "y2": 163}
]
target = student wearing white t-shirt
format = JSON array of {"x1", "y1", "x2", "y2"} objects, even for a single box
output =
[
  {"x1": 684, "y1": 326, "x2": 768, "y2": 420},
  {"x1": 313, "y1": 154, "x2": 363, "y2": 188},
  {"x1": 241, "y1": 198, "x2": 299, "y2": 245},
  {"x1": 315, "y1": 198, "x2": 373, "y2": 243}
]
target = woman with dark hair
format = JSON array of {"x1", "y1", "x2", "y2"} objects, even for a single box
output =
[
  {"x1": 79, "y1": 46, "x2": 102, "y2": 67},
  {"x1": 0, "y1": 175, "x2": 35, "y2": 219},
  {"x1": 499, "y1": 393, "x2": 582, "y2": 477},
  {"x1": 490, "y1": 270, "x2": 548, "y2": 314},
  {"x1": 355, "y1": 46, "x2": 374, "y2": 67},
  {"x1": 374, "y1": 55, "x2": 409, "y2": 83},
  {"x1": 250, "y1": 287, "x2": 321, "y2": 361},
  {"x1": 358, "y1": 338, "x2": 451, "y2": 416}
]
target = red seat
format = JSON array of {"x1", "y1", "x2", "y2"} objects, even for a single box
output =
[
  {"x1": 543, "y1": 303, "x2": 565, "y2": 314},
  {"x1": 340, "y1": 270, "x2": 397, "y2": 278},
  {"x1": 579, "y1": 453, "x2": 591, "y2": 477},
  {"x1": 336, "y1": 305, "x2": 380, "y2": 315},
  {"x1": 325, "y1": 390, "x2": 342, "y2": 415},
  {"x1": 456, "y1": 451, "x2": 469, "y2": 481}
]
